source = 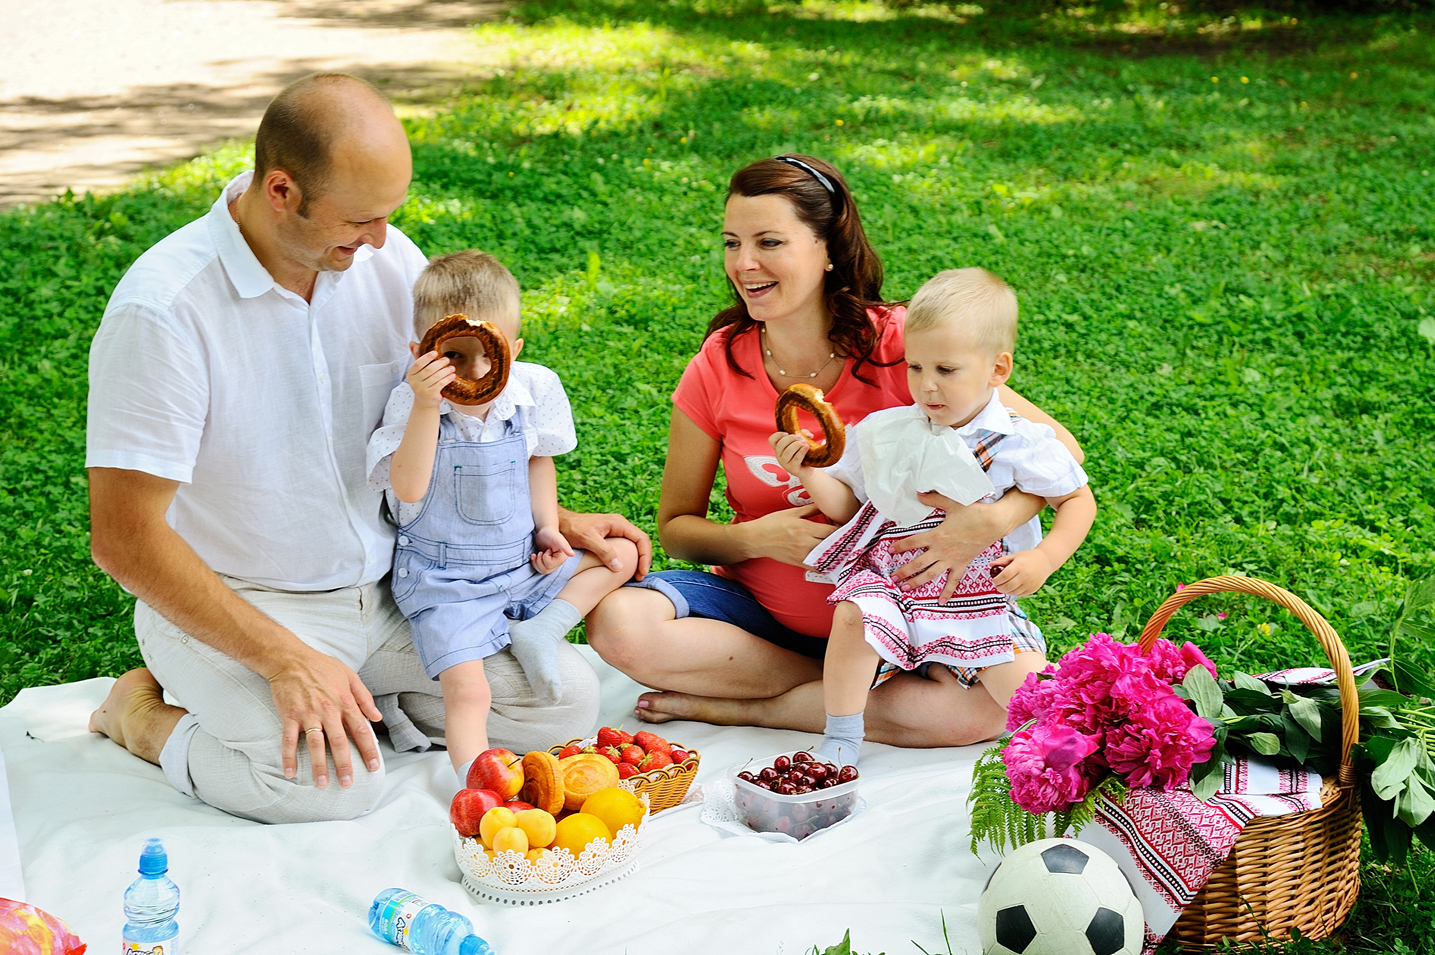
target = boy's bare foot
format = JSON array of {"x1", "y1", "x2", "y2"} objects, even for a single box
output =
[{"x1": 89, "y1": 668, "x2": 186, "y2": 765}]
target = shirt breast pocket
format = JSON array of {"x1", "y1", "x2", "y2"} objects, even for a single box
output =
[
  {"x1": 455, "y1": 461, "x2": 519, "y2": 526},
  {"x1": 359, "y1": 360, "x2": 404, "y2": 435}
]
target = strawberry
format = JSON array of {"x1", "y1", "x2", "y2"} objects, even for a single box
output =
[
  {"x1": 582, "y1": 744, "x2": 598, "y2": 754},
  {"x1": 620, "y1": 745, "x2": 645, "y2": 765},
  {"x1": 633, "y1": 731, "x2": 671, "y2": 756},
  {"x1": 616, "y1": 761, "x2": 639, "y2": 779},
  {"x1": 601, "y1": 745, "x2": 624, "y2": 764},
  {"x1": 596, "y1": 726, "x2": 626, "y2": 749},
  {"x1": 558, "y1": 744, "x2": 583, "y2": 759},
  {"x1": 615, "y1": 728, "x2": 634, "y2": 746},
  {"x1": 670, "y1": 748, "x2": 690, "y2": 763},
  {"x1": 640, "y1": 750, "x2": 672, "y2": 771}
]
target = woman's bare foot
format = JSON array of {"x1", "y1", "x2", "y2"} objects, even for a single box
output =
[
  {"x1": 89, "y1": 668, "x2": 186, "y2": 765},
  {"x1": 634, "y1": 691, "x2": 755, "y2": 726}
]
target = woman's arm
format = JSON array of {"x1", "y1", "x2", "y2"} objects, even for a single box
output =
[
  {"x1": 999, "y1": 385, "x2": 1084, "y2": 465},
  {"x1": 659, "y1": 409, "x2": 835, "y2": 568}
]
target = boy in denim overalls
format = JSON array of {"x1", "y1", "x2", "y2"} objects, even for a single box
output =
[{"x1": 365, "y1": 251, "x2": 638, "y2": 779}]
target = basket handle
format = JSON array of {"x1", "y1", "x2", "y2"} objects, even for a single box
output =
[{"x1": 1137, "y1": 575, "x2": 1358, "y2": 785}]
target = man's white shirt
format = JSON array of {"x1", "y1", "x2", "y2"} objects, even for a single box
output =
[{"x1": 86, "y1": 171, "x2": 428, "y2": 590}]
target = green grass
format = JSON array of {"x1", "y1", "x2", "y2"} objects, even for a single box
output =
[{"x1": 2, "y1": 0, "x2": 1434, "y2": 949}]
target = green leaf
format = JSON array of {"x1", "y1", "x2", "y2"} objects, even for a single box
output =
[
  {"x1": 1395, "y1": 771, "x2": 1435, "y2": 827},
  {"x1": 1234, "y1": 672, "x2": 1272, "y2": 696},
  {"x1": 1358, "y1": 687, "x2": 1411, "y2": 708},
  {"x1": 1184, "y1": 665, "x2": 1224, "y2": 720},
  {"x1": 1281, "y1": 711, "x2": 1311, "y2": 762},
  {"x1": 1286, "y1": 695, "x2": 1324, "y2": 740},
  {"x1": 1399, "y1": 620, "x2": 1435, "y2": 643},
  {"x1": 1391, "y1": 658, "x2": 1435, "y2": 700},
  {"x1": 813, "y1": 929, "x2": 852, "y2": 955},
  {"x1": 1192, "y1": 769, "x2": 1222, "y2": 801},
  {"x1": 1371, "y1": 737, "x2": 1423, "y2": 800},
  {"x1": 1420, "y1": 316, "x2": 1435, "y2": 345},
  {"x1": 1360, "y1": 705, "x2": 1403, "y2": 730},
  {"x1": 1248, "y1": 732, "x2": 1281, "y2": 755}
]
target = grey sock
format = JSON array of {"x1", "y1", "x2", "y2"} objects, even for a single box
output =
[
  {"x1": 507, "y1": 599, "x2": 582, "y2": 705},
  {"x1": 456, "y1": 758, "x2": 475, "y2": 787},
  {"x1": 816, "y1": 712, "x2": 865, "y2": 767}
]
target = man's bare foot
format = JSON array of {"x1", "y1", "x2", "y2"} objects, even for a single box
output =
[
  {"x1": 89, "y1": 668, "x2": 186, "y2": 765},
  {"x1": 634, "y1": 691, "x2": 754, "y2": 726}
]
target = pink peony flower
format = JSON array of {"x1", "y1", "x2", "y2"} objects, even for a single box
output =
[
  {"x1": 1104, "y1": 693, "x2": 1217, "y2": 789},
  {"x1": 1146, "y1": 638, "x2": 1218, "y2": 685},
  {"x1": 1003, "y1": 725, "x2": 1101, "y2": 814},
  {"x1": 1006, "y1": 668, "x2": 1059, "y2": 731},
  {"x1": 1180, "y1": 641, "x2": 1218, "y2": 680}
]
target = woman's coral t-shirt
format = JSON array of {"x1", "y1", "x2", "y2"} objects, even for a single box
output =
[{"x1": 671, "y1": 307, "x2": 911, "y2": 638}]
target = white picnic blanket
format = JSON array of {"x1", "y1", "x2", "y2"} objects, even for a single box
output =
[{"x1": 0, "y1": 647, "x2": 996, "y2": 953}]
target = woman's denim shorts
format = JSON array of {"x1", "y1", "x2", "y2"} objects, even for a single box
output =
[{"x1": 625, "y1": 569, "x2": 828, "y2": 659}]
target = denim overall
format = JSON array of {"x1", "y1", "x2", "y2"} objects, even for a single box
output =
[{"x1": 391, "y1": 409, "x2": 576, "y2": 679}]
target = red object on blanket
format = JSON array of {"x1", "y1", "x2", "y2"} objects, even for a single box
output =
[{"x1": 0, "y1": 899, "x2": 87, "y2": 955}]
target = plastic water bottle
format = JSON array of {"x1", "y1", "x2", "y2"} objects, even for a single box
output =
[
  {"x1": 122, "y1": 838, "x2": 180, "y2": 955},
  {"x1": 368, "y1": 889, "x2": 496, "y2": 955}
]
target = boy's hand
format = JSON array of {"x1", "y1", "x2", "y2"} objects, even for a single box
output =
[
  {"x1": 990, "y1": 550, "x2": 1055, "y2": 597},
  {"x1": 769, "y1": 430, "x2": 814, "y2": 481},
  {"x1": 532, "y1": 526, "x2": 574, "y2": 575},
  {"x1": 407, "y1": 343, "x2": 456, "y2": 410}
]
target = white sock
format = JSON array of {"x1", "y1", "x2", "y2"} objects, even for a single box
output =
[
  {"x1": 816, "y1": 712, "x2": 864, "y2": 767},
  {"x1": 507, "y1": 599, "x2": 582, "y2": 705}
]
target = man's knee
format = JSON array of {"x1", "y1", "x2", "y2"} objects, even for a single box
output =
[{"x1": 190, "y1": 733, "x2": 387, "y2": 824}]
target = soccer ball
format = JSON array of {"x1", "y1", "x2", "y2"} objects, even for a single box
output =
[{"x1": 978, "y1": 839, "x2": 1143, "y2": 955}]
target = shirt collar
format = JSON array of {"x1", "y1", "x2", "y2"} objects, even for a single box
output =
[
  {"x1": 209, "y1": 170, "x2": 376, "y2": 301},
  {"x1": 956, "y1": 389, "x2": 1016, "y2": 437},
  {"x1": 441, "y1": 367, "x2": 535, "y2": 423}
]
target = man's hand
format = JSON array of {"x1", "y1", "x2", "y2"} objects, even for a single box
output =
[
  {"x1": 558, "y1": 509, "x2": 653, "y2": 580},
  {"x1": 990, "y1": 549, "x2": 1055, "y2": 597},
  {"x1": 890, "y1": 491, "x2": 1010, "y2": 604},
  {"x1": 266, "y1": 644, "x2": 383, "y2": 789}
]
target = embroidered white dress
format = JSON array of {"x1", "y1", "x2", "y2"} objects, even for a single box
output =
[{"x1": 803, "y1": 391, "x2": 1087, "y2": 686}]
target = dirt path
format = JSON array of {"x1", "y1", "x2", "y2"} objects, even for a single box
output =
[{"x1": 0, "y1": 0, "x2": 507, "y2": 208}]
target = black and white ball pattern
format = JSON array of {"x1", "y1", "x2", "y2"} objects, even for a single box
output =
[{"x1": 978, "y1": 839, "x2": 1143, "y2": 955}]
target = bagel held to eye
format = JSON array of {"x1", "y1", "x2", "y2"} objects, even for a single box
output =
[
  {"x1": 775, "y1": 382, "x2": 845, "y2": 468},
  {"x1": 417, "y1": 313, "x2": 512, "y2": 404}
]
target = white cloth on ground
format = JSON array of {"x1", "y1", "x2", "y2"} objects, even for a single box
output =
[
  {"x1": 0, "y1": 741, "x2": 22, "y2": 901},
  {"x1": 1, "y1": 647, "x2": 1000, "y2": 954},
  {"x1": 365, "y1": 365, "x2": 577, "y2": 526},
  {"x1": 85, "y1": 171, "x2": 429, "y2": 591}
]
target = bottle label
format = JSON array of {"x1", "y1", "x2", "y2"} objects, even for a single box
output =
[
  {"x1": 373, "y1": 892, "x2": 429, "y2": 951},
  {"x1": 122, "y1": 927, "x2": 178, "y2": 955}
]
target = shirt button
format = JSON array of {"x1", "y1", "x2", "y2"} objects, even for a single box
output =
[
  {"x1": 398, "y1": 536, "x2": 409, "y2": 546},
  {"x1": 397, "y1": 568, "x2": 409, "y2": 578}
]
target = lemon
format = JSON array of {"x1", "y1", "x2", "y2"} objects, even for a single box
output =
[
  {"x1": 551, "y1": 812, "x2": 612, "y2": 857},
  {"x1": 580, "y1": 787, "x2": 646, "y2": 837}
]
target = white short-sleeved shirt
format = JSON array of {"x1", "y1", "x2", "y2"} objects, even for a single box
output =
[
  {"x1": 86, "y1": 171, "x2": 428, "y2": 590},
  {"x1": 826, "y1": 389, "x2": 1088, "y2": 553},
  {"x1": 365, "y1": 362, "x2": 577, "y2": 524}
]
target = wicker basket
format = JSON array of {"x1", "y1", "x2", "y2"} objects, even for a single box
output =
[
  {"x1": 1138, "y1": 576, "x2": 1363, "y2": 950},
  {"x1": 549, "y1": 738, "x2": 700, "y2": 814}
]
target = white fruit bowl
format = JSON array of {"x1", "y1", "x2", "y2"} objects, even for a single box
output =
[{"x1": 452, "y1": 791, "x2": 650, "y2": 905}]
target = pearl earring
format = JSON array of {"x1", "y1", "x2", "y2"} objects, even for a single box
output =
[{"x1": 825, "y1": 263, "x2": 834, "y2": 271}]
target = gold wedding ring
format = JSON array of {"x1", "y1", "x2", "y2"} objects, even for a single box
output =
[{"x1": 304, "y1": 727, "x2": 324, "y2": 735}]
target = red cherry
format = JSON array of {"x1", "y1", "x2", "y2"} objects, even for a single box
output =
[
  {"x1": 837, "y1": 765, "x2": 859, "y2": 783},
  {"x1": 759, "y1": 767, "x2": 778, "y2": 782},
  {"x1": 818, "y1": 777, "x2": 836, "y2": 789},
  {"x1": 774, "y1": 755, "x2": 791, "y2": 771},
  {"x1": 794, "y1": 751, "x2": 814, "y2": 763},
  {"x1": 738, "y1": 771, "x2": 756, "y2": 783}
]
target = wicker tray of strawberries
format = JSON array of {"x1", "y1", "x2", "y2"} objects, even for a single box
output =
[{"x1": 550, "y1": 727, "x2": 699, "y2": 813}]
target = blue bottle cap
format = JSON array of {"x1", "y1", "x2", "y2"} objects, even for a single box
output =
[
  {"x1": 458, "y1": 935, "x2": 493, "y2": 955},
  {"x1": 138, "y1": 838, "x2": 168, "y2": 877}
]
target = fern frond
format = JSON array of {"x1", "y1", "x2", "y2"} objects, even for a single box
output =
[{"x1": 967, "y1": 742, "x2": 1055, "y2": 855}]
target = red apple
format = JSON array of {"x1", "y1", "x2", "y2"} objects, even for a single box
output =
[
  {"x1": 504, "y1": 798, "x2": 536, "y2": 813},
  {"x1": 450, "y1": 788, "x2": 504, "y2": 836},
  {"x1": 466, "y1": 748, "x2": 524, "y2": 799}
]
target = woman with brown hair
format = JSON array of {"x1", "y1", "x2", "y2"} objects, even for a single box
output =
[{"x1": 585, "y1": 155, "x2": 1084, "y2": 747}]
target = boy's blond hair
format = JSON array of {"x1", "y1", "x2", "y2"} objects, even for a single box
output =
[
  {"x1": 905, "y1": 267, "x2": 1018, "y2": 355},
  {"x1": 412, "y1": 250, "x2": 521, "y2": 338}
]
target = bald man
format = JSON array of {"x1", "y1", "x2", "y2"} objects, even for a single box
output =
[{"x1": 85, "y1": 74, "x2": 649, "y2": 824}]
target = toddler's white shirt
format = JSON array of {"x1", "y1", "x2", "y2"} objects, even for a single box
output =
[
  {"x1": 825, "y1": 389, "x2": 1088, "y2": 553},
  {"x1": 365, "y1": 362, "x2": 576, "y2": 525}
]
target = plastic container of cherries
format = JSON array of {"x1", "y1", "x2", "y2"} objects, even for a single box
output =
[{"x1": 729, "y1": 750, "x2": 860, "y2": 840}]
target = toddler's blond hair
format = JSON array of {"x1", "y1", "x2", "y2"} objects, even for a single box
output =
[
  {"x1": 412, "y1": 250, "x2": 521, "y2": 338},
  {"x1": 905, "y1": 267, "x2": 1018, "y2": 355}
]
